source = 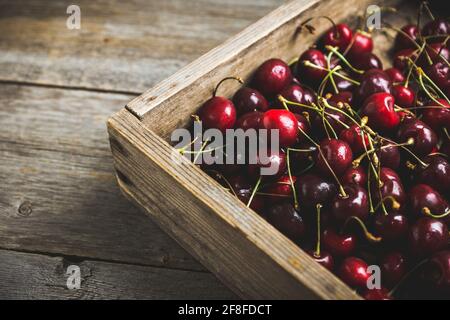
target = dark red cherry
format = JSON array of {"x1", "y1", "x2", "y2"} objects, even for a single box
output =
[
  {"x1": 385, "y1": 67, "x2": 405, "y2": 83},
  {"x1": 394, "y1": 24, "x2": 419, "y2": 50},
  {"x1": 228, "y1": 176, "x2": 265, "y2": 213},
  {"x1": 331, "y1": 185, "x2": 369, "y2": 222},
  {"x1": 232, "y1": 87, "x2": 269, "y2": 115},
  {"x1": 393, "y1": 48, "x2": 417, "y2": 72},
  {"x1": 421, "y1": 250, "x2": 450, "y2": 294},
  {"x1": 377, "y1": 143, "x2": 401, "y2": 170},
  {"x1": 360, "y1": 92, "x2": 399, "y2": 133},
  {"x1": 235, "y1": 110, "x2": 263, "y2": 130},
  {"x1": 321, "y1": 23, "x2": 353, "y2": 51},
  {"x1": 276, "y1": 84, "x2": 304, "y2": 109},
  {"x1": 397, "y1": 118, "x2": 438, "y2": 156},
  {"x1": 328, "y1": 91, "x2": 353, "y2": 106},
  {"x1": 341, "y1": 167, "x2": 367, "y2": 187},
  {"x1": 316, "y1": 138, "x2": 353, "y2": 178},
  {"x1": 373, "y1": 213, "x2": 409, "y2": 242},
  {"x1": 253, "y1": 58, "x2": 293, "y2": 97},
  {"x1": 408, "y1": 217, "x2": 448, "y2": 258},
  {"x1": 308, "y1": 250, "x2": 334, "y2": 271},
  {"x1": 322, "y1": 228, "x2": 356, "y2": 257},
  {"x1": 347, "y1": 31, "x2": 373, "y2": 59},
  {"x1": 352, "y1": 52, "x2": 383, "y2": 71},
  {"x1": 266, "y1": 202, "x2": 306, "y2": 241},
  {"x1": 381, "y1": 252, "x2": 406, "y2": 288},
  {"x1": 338, "y1": 257, "x2": 370, "y2": 288},
  {"x1": 198, "y1": 96, "x2": 236, "y2": 132},
  {"x1": 392, "y1": 85, "x2": 415, "y2": 107},
  {"x1": 324, "y1": 70, "x2": 355, "y2": 93},
  {"x1": 418, "y1": 43, "x2": 450, "y2": 67},
  {"x1": 425, "y1": 62, "x2": 449, "y2": 90},
  {"x1": 362, "y1": 288, "x2": 392, "y2": 300},
  {"x1": 422, "y1": 99, "x2": 450, "y2": 132},
  {"x1": 301, "y1": 87, "x2": 317, "y2": 105},
  {"x1": 421, "y1": 19, "x2": 450, "y2": 42},
  {"x1": 296, "y1": 49, "x2": 328, "y2": 86},
  {"x1": 409, "y1": 184, "x2": 449, "y2": 219},
  {"x1": 339, "y1": 124, "x2": 370, "y2": 154},
  {"x1": 355, "y1": 69, "x2": 392, "y2": 105},
  {"x1": 294, "y1": 113, "x2": 310, "y2": 143},
  {"x1": 263, "y1": 175, "x2": 296, "y2": 205},
  {"x1": 312, "y1": 108, "x2": 348, "y2": 138},
  {"x1": 417, "y1": 156, "x2": 450, "y2": 197},
  {"x1": 296, "y1": 174, "x2": 337, "y2": 208},
  {"x1": 260, "y1": 109, "x2": 298, "y2": 147},
  {"x1": 371, "y1": 167, "x2": 406, "y2": 213},
  {"x1": 442, "y1": 141, "x2": 450, "y2": 158},
  {"x1": 247, "y1": 148, "x2": 287, "y2": 179}
]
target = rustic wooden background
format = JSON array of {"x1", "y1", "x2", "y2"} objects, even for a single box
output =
[{"x1": 0, "y1": 0, "x2": 284, "y2": 299}]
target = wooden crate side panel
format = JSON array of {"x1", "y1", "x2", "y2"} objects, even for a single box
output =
[{"x1": 107, "y1": 110, "x2": 361, "y2": 300}]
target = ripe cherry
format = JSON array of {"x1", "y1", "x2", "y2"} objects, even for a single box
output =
[
  {"x1": 322, "y1": 228, "x2": 356, "y2": 257},
  {"x1": 331, "y1": 185, "x2": 369, "y2": 222},
  {"x1": 312, "y1": 108, "x2": 348, "y2": 138},
  {"x1": 260, "y1": 109, "x2": 298, "y2": 148},
  {"x1": 392, "y1": 85, "x2": 415, "y2": 107},
  {"x1": 418, "y1": 43, "x2": 450, "y2": 67},
  {"x1": 228, "y1": 175, "x2": 265, "y2": 213},
  {"x1": 296, "y1": 49, "x2": 328, "y2": 86},
  {"x1": 266, "y1": 202, "x2": 306, "y2": 241},
  {"x1": 377, "y1": 143, "x2": 401, "y2": 170},
  {"x1": 425, "y1": 62, "x2": 449, "y2": 90},
  {"x1": 421, "y1": 250, "x2": 450, "y2": 294},
  {"x1": 338, "y1": 257, "x2": 370, "y2": 288},
  {"x1": 397, "y1": 118, "x2": 438, "y2": 156},
  {"x1": 247, "y1": 148, "x2": 287, "y2": 179},
  {"x1": 421, "y1": 19, "x2": 450, "y2": 42},
  {"x1": 232, "y1": 87, "x2": 269, "y2": 115},
  {"x1": 235, "y1": 110, "x2": 263, "y2": 130},
  {"x1": 328, "y1": 91, "x2": 353, "y2": 105},
  {"x1": 198, "y1": 96, "x2": 236, "y2": 132},
  {"x1": 373, "y1": 213, "x2": 409, "y2": 242},
  {"x1": 276, "y1": 84, "x2": 304, "y2": 109},
  {"x1": 355, "y1": 69, "x2": 392, "y2": 105},
  {"x1": 372, "y1": 167, "x2": 406, "y2": 213},
  {"x1": 408, "y1": 184, "x2": 449, "y2": 219},
  {"x1": 339, "y1": 124, "x2": 370, "y2": 153},
  {"x1": 416, "y1": 156, "x2": 450, "y2": 197},
  {"x1": 394, "y1": 24, "x2": 419, "y2": 50},
  {"x1": 308, "y1": 250, "x2": 334, "y2": 271},
  {"x1": 352, "y1": 52, "x2": 383, "y2": 71},
  {"x1": 421, "y1": 99, "x2": 450, "y2": 132},
  {"x1": 341, "y1": 167, "x2": 367, "y2": 187},
  {"x1": 385, "y1": 67, "x2": 406, "y2": 83},
  {"x1": 380, "y1": 252, "x2": 407, "y2": 288},
  {"x1": 263, "y1": 175, "x2": 296, "y2": 205},
  {"x1": 253, "y1": 58, "x2": 292, "y2": 97},
  {"x1": 360, "y1": 92, "x2": 400, "y2": 133},
  {"x1": 321, "y1": 23, "x2": 353, "y2": 51},
  {"x1": 347, "y1": 31, "x2": 373, "y2": 59},
  {"x1": 316, "y1": 138, "x2": 353, "y2": 178},
  {"x1": 296, "y1": 174, "x2": 337, "y2": 209},
  {"x1": 408, "y1": 217, "x2": 448, "y2": 258},
  {"x1": 393, "y1": 48, "x2": 417, "y2": 72},
  {"x1": 301, "y1": 87, "x2": 317, "y2": 105},
  {"x1": 294, "y1": 113, "x2": 310, "y2": 143}
]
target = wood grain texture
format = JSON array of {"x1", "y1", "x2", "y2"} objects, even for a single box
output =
[
  {"x1": 0, "y1": 84, "x2": 205, "y2": 271},
  {"x1": 0, "y1": 0, "x2": 284, "y2": 93},
  {"x1": 108, "y1": 110, "x2": 361, "y2": 300},
  {"x1": 0, "y1": 249, "x2": 234, "y2": 299}
]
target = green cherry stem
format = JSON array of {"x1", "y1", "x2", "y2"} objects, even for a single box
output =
[
  {"x1": 314, "y1": 203, "x2": 322, "y2": 258},
  {"x1": 247, "y1": 176, "x2": 262, "y2": 208}
]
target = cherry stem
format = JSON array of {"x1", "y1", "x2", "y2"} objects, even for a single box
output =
[
  {"x1": 302, "y1": 61, "x2": 360, "y2": 85},
  {"x1": 422, "y1": 207, "x2": 450, "y2": 219},
  {"x1": 286, "y1": 149, "x2": 299, "y2": 210},
  {"x1": 374, "y1": 196, "x2": 401, "y2": 213},
  {"x1": 314, "y1": 204, "x2": 322, "y2": 257},
  {"x1": 389, "y1": 258, "x2": 429, "y2": 297},
  {"x1": 299, "y1": 16, "x2": 338, "y2": 37},
  {"x1": 193, "y1": 139, "x2": 210, "y2": 164},
  {"x1": 247, "y1": 176, "x2": 262, "y2": 208},
  {"x1": 343, "y1": 216, "x2": 382, "y2": 242},
  {"x1": 325, "y1": 45, "x2": 364, "y2": 74},
  {"x1": 213, "y1": 76, "x2": 244, "y2": 97}
]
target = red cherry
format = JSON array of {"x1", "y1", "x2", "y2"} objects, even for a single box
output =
[
  {"x1": 312, "y1": 108, "x2": 348, "y2": 138},
  {"x1": 331, "y1": 184, "x2": 369, "y2": 222},
  {"x1": 418, "y1": 43, "x2": 450, "y2": 67},
  {"x1": 232, "y1": 87, "x2": 269, "y2": 115},
  {"x1": 422, "y1": 99, "x2": 450, "y2": 132},
  {"x1": 338, "y1": 257, "x2": 370, "y2": 288},
  {"x1": 362, "y1": 288, "x2": 392, "y2": 300},
  {"x1": 266, "y1": 202, "x2": 306, "y2": 241},
  {"x1": 294, "y1": 113, "x2": 310, "y2": 143},
  {"x1": 377, "y1": 143, "x2": 401, "y2": 170},
  {"x1": 316, "y1": 138, "x2": 353, "y2": 178},
  {"x1": 393, "y1": 49, "x2": 417, "y2": 72},
  {"x1": 385, "y1": 67, "x2": 406, "y2": 83},
  {"x1": 263, "y1": 175, "x2": 296, "y2": 205},
  {"x1": 339, "y1": 124, "x2": 370, "y2": 153},
  {"x1": 416, "y1": 156, "x2": 450, "y2": 197},
  {"x1": 421, "y1": 250, "x2": 450, "y2": 294},
  {"x1": 321, "y1": 23, "x2": 353, "y2": 51},
  {"x1": 352, "y1": 52, "x2": 383, "y2": 71},
  {"x1": 296, "y1": 49, "x2": 328, "y2": 86},
  {"x1": 425, "y1": 62, "x2": 449, "y2": 91},
  {"x1": 276, "y1": 84, "x2": 304, "y2": 109},
  {"x1": 373, "y1": 213, "x2": 409, "y2": 242},
  {"x1": 408, "y1": 217, "x2": 448, "y2": 258},
  {"x1": 408, "y1": 184, "x2": 449, "y2": 219},
  {"x1": 227, "y1": 176, "x2": 265, "y2": 213},
  {"x1": 347, "y1": 31, "x2": 373, "y2": 59},
  {"x1": 247, "y1": 148, "x2": 287, "y2": 179},
  {"x1": 361, "y1": 92, "x2": 399, "y2": 133},
  {"x1": 355, "y1": 69, "x2": 392, "y2": 105},
  {"x1": 392, "y1": 85, "x2": 415, "y2": 108},
  {"x1": 394, "y1": 24, "x2": 419, "y2": 50},
  {"x1": 296, "y1": 174, "x2": 337, "y2": 209},
  {"x1": 308, "y1": 250, "x2": 335, "y2": 271},
  {"x1": 253, "y1": 58, "x2": 292, "y2": 97},
  {"x1": 421, "y1": 19, "x2": 450, "y2": 42},
  {"x1": 235, "y1": 110, "x2": 263, "y2": 130},
  {"x1": 328, "y1": 91, "x2": 353, "y2": 106},
  {"x1": 322, "y1": 228, "x2": 356, "y2": 257},
  {"x1": 198, "y1": 96, "x2": 236, "y2": 132},
  {"x1": 341, "y1": 167, "x2": 367, "y2": 187},
  {"x1": 397, "y1": 118, "x2": 438, "y2": 156},
  {"x1": 371, "y1": 167, "x2": 406, "y2": 213},
  {"x1": 381, "y1": 252, "x2": 407, "y2": 288},
  {"x1": 260, "y1": 109, "x2": 298, "y2": 147}
]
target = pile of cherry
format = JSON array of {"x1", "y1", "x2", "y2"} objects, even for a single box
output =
[{"x1": 187, "y1": 6, "x2": 450, "y2": 299}]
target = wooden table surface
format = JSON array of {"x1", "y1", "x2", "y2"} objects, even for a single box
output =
[{"x1": 0, "y1": 0, "x2": 283, "y2": 299}]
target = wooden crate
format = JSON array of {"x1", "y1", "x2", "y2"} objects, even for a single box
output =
[{"x1": 108, "y1": 0, "x2": 413, "y2": 299}]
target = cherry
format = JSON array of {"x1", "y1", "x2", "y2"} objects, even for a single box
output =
[
  {"x1": 426, "y1": 62, "x2": 449, "y2": 91},
  {"x1": 362, "y1": 288, "x2": 392, "y2": 300},
  {"x1": 377, "y1": 143, "x2": 401, "y2": 170},
  {"x1": 381, "y1": 251, "x2": 407, "y2": 288},
  {"x1": 421, "y1": 250, "x2": 450, "y2": 294},
  {"x1": 308, "y1": 250, "x2": 334, "y2": 271},
  {"x1": 372, "y1": 167, "x2": 406, "y2": 213},
  {"x1": 408, "y1": 217, "x2": 448, "y2": 258},
  {"x1": 347, "y1": 30, "x2": 373, "y2": 59},
  {"x1": 421, "y1": 19, "x2": 450, "y2": 42},
  {"x1": 339, "y1": 124, "x2": 370, "y2": 154},
  {"x1": 408, "y1": 184, "x2": 449, "y2": 219},
  {"x1": 321, "y1": 23, "x2": 353, "y2": 51},
  {"x1": 352, "y1": 52, "x2": 383, "y2": 71},
  {"x1": 312, "y1": 108, "x2": 348, "y2": 138},
  {"x1": 394, "y1": 24, "x2": 419, "y2": 50},
  {"x1": 276, "y1": 84, "x2": 304, "y2": 109},
  {"x1": 294, "y1": 113, "x2": 310, "y2": 143},
  {"x1": 228, "y1": 175, "x2": 265, "y2": 213},
  {"x1": 418, "y1": 43, "x2": 450, "y2": 67},
  {"x1": 266, "y1": 202, "x2": 306, "y2": 241},
  {"x1": 442, "y1": 141, "x2": 450, "y2": 158},
  {"x1": 355, "y1": 69, "x2": 392, "y2": 106},
  {"x1": 338, "y1": 256, "x2": 370, "y2": 288},
  {"x1": 296, "y1": 174, "x2": 337, "y2": 209},
  {"x1": 324, "y1": 70, "x2": 355, "y2": 93},
  {"x1": 392, "y1": 85, "x2": 415, "y2": 107},
  {"x1": 263, "y1": 175, "x2": 296, "y2": 205},
  {"x1": 373, "y1": 213, "x2": 409, "y2": 242},
  {"x1": 416, "y1": 156, "x2": 450, "y2": 197},
  {"x1": 232, "y1": 87, "x2": 269, "y2": 115},
  {"x1": 247, "y1": 148, "x2": 287, "y2": 179},
  {"x1": 397, "y1": 118, "x2": 438, "y2": 156},
  {"x1": 422, "y1": 99, "x2": 450, "y2": 132},
  {"x1": 322, "y1": 228, "x2": 356, "y2": 257},
  {"x1": 360, "y1": 92, "x2": 400, "y2": 133},
  {"x1": 331, "y1": 185, "x2": 369, "y2": 222},
  {"x1": 393, "y1": 48, "x2": 417, "y2": 72},
  {"x1": 341, "y1": 167, "x2": 367, "y2": 187},
  {"x1": 385, "y1": 67, "x2": 406, "y2": 83},
  {"x1": 253, "y1": 58, "x2": 292, "y2": 97},
  {"x1": 260, "y1": 109, "x2": 298, "y2": 148},
  {"x1": 316, "y1": 138, "x2": 353, "y2": 178},
  {"x1": 296, "y1": 49, "x2": 328, "y2": 86},
  {"x1": 198, "y1": 96, "x2": 236, "y2": 132},
  {"x1": 301, "y1": 87, "x2": 317, "y2": 105},
  {"x1": 328, "y1": 91, "x2": 353, "y2": 105},
  {"x1": 235, "y1": 110, "x2": 263, "y2": 130}
]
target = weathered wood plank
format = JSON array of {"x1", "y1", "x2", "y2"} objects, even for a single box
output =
[
  {"x1": 0, "y1": 0, "x2": 283, "y2": 93},
  {"x1": 0, "y1": 83, "x2": 203, "y2": 270},
  {"x1": 0, "y1": 249, "x2": 234, "y2": 299}
]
